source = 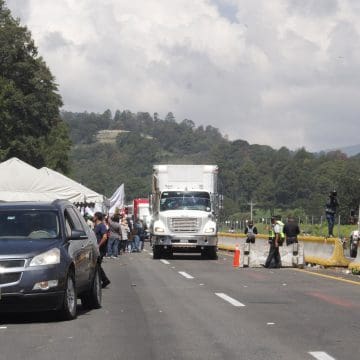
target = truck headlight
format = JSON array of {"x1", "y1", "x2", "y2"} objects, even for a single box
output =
[
  {"x1": 155, "y1": 227, "x2": 165, "y2": 233},
  {"x1": 205, "y1": 227, "x2": 215, "y2": 234},
  {"x1": 29, "y1": 248, "x2": 60, "y2": 267}
]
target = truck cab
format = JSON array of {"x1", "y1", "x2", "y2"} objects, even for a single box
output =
[{"x1": 150, "y1": 165, "x2": 219, "y2": 259}]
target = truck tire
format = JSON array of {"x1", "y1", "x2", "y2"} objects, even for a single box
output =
[
  {"x1": 153, "y1": 246, "x2": 162, "y2": 259},
  {"x1": 202, "y1": 247, "x2": 218, "y2": 260}
]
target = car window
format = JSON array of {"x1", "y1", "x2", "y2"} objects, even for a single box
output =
[
  {"x1": 0, "y1": 211, "x2": 60, "y2": 239},
  {"x1": 65, "y1": 207, "x2": 85, "y2": 234}
]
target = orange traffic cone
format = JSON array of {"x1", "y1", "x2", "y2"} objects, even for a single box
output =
[{"x1": 233, "y1": 244, "x2": 240, "y2": 267}]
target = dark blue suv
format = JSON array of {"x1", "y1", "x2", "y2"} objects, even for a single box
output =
[{"x1": 0, "y1": 200, "x2": 102, "y2": 320}]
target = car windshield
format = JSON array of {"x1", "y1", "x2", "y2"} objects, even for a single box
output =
[
  {"x1": 160, "y1": 191, "x2": 211, "y2": 211},
  {"x1": 0, "y1": 210, "x2": 60, "y2": 239}
]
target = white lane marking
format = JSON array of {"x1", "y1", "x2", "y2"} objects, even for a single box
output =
[
  {"x1": 215, "y1": 293, "x2": 245, "y2": 307},
  {"x1": 267, "y1": 322, "x2": 275, "y2": 325},
  {"x1": 160, "y1": 259, "x2": 170, "y2": 265},
  {"x1": 143, "y1": 249, "x2": 148, "y2": 252},
  {"x1": 149, "y1": 253, "x2": 153, "y2": 256},
  {"x1": 178, "y1": 271, "x2": 194, "y2": 279},
  {"x1": 309, "y1": 352, "x2": 336, "y2": 360},
  {"x1": 0, "y1": 326, "x2": 7, "y2": 329}
]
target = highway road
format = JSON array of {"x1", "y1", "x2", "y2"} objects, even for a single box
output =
[{"x1": 1, "y1": 245, "x2": 359, "y2": 360}]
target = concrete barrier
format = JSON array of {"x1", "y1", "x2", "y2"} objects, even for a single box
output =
[
  {"x1": 218, "y1": 234, "x2": 303, "y2": 268},
  {"x1": 218, "y1": 232, "x2": 349, "y2": 268},
  {"x1": 348, "y1": 250, "x2": 360, "y2": 272},
  {"x1": 302, "y1": 238, "x2": 350, "y2": 267}
]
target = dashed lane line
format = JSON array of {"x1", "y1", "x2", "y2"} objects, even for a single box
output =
[
  {"x1": 309, "y1": 351, "x2": 336, "y2": 360},
  {"x1": 215, "y1": 293, "x2": 245, "y2": 307},
  {"x1": 160, "y1": 259, "x2": 170, "y2": 265},
  {"x1": 178, "y1": 271, "x2": 194, "y2": 279}
]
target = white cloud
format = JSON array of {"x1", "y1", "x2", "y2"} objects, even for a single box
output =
[{"x1": 5, "y1": 0, "x2": 360, "y2": 151}]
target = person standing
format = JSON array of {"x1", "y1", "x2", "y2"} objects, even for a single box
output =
[
  {"x1": 264, "y1": 217, "x2": 283, "y2": 268},
  {"x1": 325, "y1": 190, "x2": 339, "y2": 237},
  {"x1": 93, "y1": 212, "x2": 111, "y2": 288},
  {"x1": 132, "y1": 218, "x2": 142, "y2": 252},
  {"x1": 245, "y1": 220, "x2": 258, "y2": 243},
  {"x1": 120, "y1": 216, "x2": 129, "y2": 254},
  {"x1": 107, "y1": 214, "x2": 121, "y2": 258},
  {"x1": 283, "y1": 217, "x2": 300, "y2": 246}
]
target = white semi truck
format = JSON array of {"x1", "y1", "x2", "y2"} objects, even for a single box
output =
[{"x1": 150, "y1": 164, "x2": 220, "y2": 259}]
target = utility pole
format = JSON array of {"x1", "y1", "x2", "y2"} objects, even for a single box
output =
[{"x1": 247, "y1": 199, "x2": 257, "y2": 221}]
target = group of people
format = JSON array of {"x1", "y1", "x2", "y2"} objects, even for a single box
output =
[
  {"x1": 244, "y1": 216, "x2": 301, "y2": 268},
  {"x1": 87, "y1": 211, "x2": 147, "y2": 288},
  {"x1": 243, "y1": 190, "x2": 339, "y2": 269}
]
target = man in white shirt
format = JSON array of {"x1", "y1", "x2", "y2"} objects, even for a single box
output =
[{"x1": 264, "y1": 217, "x2": 282, "y2": 268}]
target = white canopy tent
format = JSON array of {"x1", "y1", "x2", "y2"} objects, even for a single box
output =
[{"x1": 0, "y1": 158, "x2": 105, "y2": 205}]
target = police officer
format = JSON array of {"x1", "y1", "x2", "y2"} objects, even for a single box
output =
[
  {"x1": 325, "y1": 190, "x2": 338, "y2": 237},
  {"x1": 245, "y1": 220, "x2": 258, "y2": 243},
  {"x1": 264, "y1": 216, "x2": 284, "y2": 268},
  {"x1": 283, "y1": 217, "x2": 300, "y2": 246}
]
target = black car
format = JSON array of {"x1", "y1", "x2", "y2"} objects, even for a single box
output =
[{"x1": 0, "y1": 200, "x2": 102, "y2": 320}]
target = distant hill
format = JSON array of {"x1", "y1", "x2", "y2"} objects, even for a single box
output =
[
  {"x1": 61, "y1": 109, "x2": 360, "y2": 219},
  {"x1": 324, "y1": 144, "x2": 360, "y2": 157}
]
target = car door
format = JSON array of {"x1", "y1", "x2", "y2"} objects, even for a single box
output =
[{"x1": 64, "y1": 207, "x2": 89, "y2": 288}]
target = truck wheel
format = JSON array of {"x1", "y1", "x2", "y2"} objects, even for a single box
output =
[
  {"x1": 153, "y1": 246, "x2": 162, "y2": 259},
  {"x1": 59, "y1": 271, "x2": 77, "y2": 320},
  {"x1": 81, "y1": 265, "x2": 102, "y2": 310},
  {"x1": 202, "y1": 247, "x2": 218, "y2": 260},
  {"x1": 208, "y1": 247, "x2": 218, "y2": 260}
]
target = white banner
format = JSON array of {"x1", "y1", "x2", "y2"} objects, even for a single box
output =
[{"x1": 109, "y1": 184, "x2": 125, "y2": 215}]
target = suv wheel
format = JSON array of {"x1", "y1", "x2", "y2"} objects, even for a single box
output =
[
  {"x1": 81, "y1": 265, "x2": 102, "y2": 309},
  {"x1": 59, "y1": 272, "x2": 77, "y2": 320}
]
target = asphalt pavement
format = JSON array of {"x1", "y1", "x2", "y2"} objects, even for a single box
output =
[{"x1": 1, "y1": 245, "x2": 359, "y2": 360}]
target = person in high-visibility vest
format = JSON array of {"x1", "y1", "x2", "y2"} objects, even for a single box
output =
[{"x1": 264, "y1": 216, "x2": 284, "y2": 268}]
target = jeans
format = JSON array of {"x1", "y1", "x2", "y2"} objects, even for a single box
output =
[
  {"x1": 107, "y1": 236, "x2": 119, "y2": 257},
  {"x1": 326, "y1": 213, "x2": 335, "y2": 236},
  {"x1": 133, "y1": 235, "x2": 140, "y2": 252}
]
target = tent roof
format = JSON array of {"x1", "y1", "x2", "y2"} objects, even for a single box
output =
[
  {"x1": 0, "y1": 158, "x2": 104, "y2": 203},
  {"x1": 39, "y1": 167, "x2": 104, "y2": 203}
]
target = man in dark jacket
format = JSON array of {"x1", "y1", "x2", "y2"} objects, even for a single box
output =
[
  {"x1": 283, "y1": 217, "x2": 300, "y2": 246},
  {"x1": 325, "y1": 190, "x2": 338, "y2": 237},
  {"x1": 93, "y1": 212, "x2": 111, "y2": 288}
]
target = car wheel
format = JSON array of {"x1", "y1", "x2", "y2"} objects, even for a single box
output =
[
  {"x1": 81, "y1": 266, "x2": 102, "y2": 310},
  {"x1": 59, "y1": 272, "x2": 77, "y2": 320},
  {"x1": 350, "y1": 246, "x2": 357, "y2": 258}
]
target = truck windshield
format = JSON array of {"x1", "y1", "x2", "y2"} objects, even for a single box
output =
[
  {"x1": 160, "y1": 192, "x2": 211, "y2": 212},
  {"x1": 0, "y1": 211, "x2": 60, "y2": 239}
]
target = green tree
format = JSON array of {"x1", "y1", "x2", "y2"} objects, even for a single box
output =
[{"x1": 0, "y1": 1, "x2": 70, "y2": 171}]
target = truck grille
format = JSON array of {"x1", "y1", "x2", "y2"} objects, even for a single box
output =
[
  {"x1": 0, "y1": 272, "x2": 22, "y2": 285},
  {"x1": 168, "y1": 218, "x2": 201, "y2": 233}
]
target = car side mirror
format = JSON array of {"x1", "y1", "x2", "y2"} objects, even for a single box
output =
[{"x1": 68, "y1": 230, "x2": 88, "y2": 240}]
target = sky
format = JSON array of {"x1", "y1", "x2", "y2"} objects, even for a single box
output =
[{"x1": 5, "y1": 0, "x2": 360, "y2": 151}]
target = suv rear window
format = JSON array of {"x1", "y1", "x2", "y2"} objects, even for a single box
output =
[{"x1": 0, "y1": 210, "x2": 60, "y2": 239}]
